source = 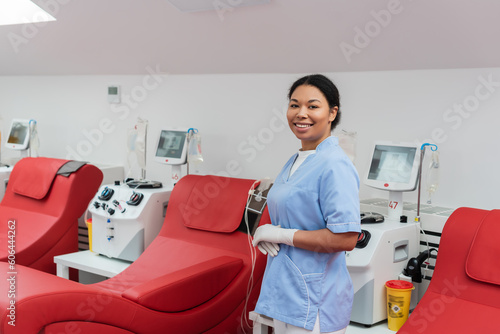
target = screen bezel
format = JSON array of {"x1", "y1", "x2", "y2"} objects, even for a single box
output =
[
  {"x1": 364, "y1": 141, "x2": 421, "y2": 192},
  {"x1": 5, "y1": 119, "x2": 30, "y2": 150},
  {"x1": 153, "y1": 128, "x2": 188, "y2": 165}
]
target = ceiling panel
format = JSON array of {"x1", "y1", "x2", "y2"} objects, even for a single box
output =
[{"x1": 0, "y1": 0, "x2": 499, "y2": 75}]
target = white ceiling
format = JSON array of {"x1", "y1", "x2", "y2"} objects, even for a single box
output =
[{"x1": 1, "y1": 0, "x2": 499, "y2": 75}]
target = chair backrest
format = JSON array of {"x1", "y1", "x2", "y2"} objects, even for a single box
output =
[
  {"x1": 159, "y1": 174, "x2": 260, "y2": 254},
  {"x1": 428, "y1": 207, "x2": 500, "y2": 307},
  {"x1": 1, "y1": 157, "x2": 103, "y2": 218}
]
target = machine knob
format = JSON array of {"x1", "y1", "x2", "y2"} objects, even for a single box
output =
[
  {"x1": 355, "y1": 230, "x2": 371, "y2": 249},
  {"x1": 98, "y1": 187, "x2": 114, "y2": 201},
  {"x1": 93, "y1": 201, "x2": 100, "y2": 209},
  {"x1": 112, "y1": 199, "x2": 126, "y2": 213},
  {"x1": 126, "y1": 192, "x2": 144, "y2": 206},
  {"x1": 107, "y1": 208, "x2": 115, "y2": 215}
]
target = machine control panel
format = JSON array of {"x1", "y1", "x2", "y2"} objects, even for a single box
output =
[
  {"x1": 91, "y1": 186, "x2": 159, "y2": 220},
  {"x1": 88, "y1": 184, "x2": 172, "y2": 262}
]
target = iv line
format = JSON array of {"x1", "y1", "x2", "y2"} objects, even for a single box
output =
[{"x1": 415, "y1": 143, "x2": 438, "y2": 223}]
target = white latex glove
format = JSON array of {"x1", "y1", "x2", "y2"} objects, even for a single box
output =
[
  {"x1": 252, "y1": 224, "x2": 298, "y2": 248},
  {"x1": 257, "y1": 241, "x2": 280, "y2": 257}
]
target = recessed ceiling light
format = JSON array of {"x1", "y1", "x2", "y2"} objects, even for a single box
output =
[
  {"x1": 166, "y1": 0, "x2": 270, "y2": 13},
  {"x1": 0, "y1": 0, "x2": 56, "y2": 27}
]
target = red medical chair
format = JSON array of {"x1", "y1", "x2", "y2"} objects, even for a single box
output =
[
  {"x1": 0, "y1": 157, "x2": 103, "y2": 275},
  {"x1": 397, "y1": 208, "x2": 500, "y2": 333},
  {"x1": 0, "y1": 175, "x2": 268, "y2": 334}
]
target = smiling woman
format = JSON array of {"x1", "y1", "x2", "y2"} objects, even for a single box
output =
[{"x1": 252, "y1": 74, "x2": 361, "y2": 334}]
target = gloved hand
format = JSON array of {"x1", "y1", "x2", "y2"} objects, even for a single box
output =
[
  {"x1": 257, "y1": 241, "x2": 280, "y2": 257},
  {"x1": 252, "y1": 224, "x2": 298, "y2": 253}
]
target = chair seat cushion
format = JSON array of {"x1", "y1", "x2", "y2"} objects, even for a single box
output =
[
  {"x1": 466, "y1": 209, "x2": 500, "y2": 285},
  {"x1": 122, "y1": 256, "x2": 243, "y2": 312},
  {"x1": 0, "y1": 208, "x2": 57, "y2": 264}
]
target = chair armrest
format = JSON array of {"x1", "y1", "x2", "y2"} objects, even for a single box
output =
[{"x1": 122, "y1": 256, "x2": 243, "y2": 312}]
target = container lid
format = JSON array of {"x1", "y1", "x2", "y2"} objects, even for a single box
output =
[{"x1": 386, "y1": 280, "x2": 414, "y2": 289}]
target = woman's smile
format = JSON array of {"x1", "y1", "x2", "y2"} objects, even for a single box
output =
[{"x1": 294, "y1": 122, "x2": 313, "y2": 131}]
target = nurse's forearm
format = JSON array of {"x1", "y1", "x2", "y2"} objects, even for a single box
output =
[{"x1": 293, "y1": 229, "x2": 358, "y2": 253}]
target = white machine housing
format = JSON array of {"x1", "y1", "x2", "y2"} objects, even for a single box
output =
[
  {"x1": 346, "y1": 218, "x2": 420, "y2": 326},
  {"x1": 89, "y1": 184, "x2": 171, "y2": 262},
  {"x1": 0, "y1": 166, "x2": 13, "y2": 202}
]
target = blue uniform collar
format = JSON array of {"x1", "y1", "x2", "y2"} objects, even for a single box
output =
[
  {"x1": 284, "y1": 136, "x2": 339, "y2": 182},
  {"x1": 297, "y1": 136, "x2": 338, "y2": 154},
  {"x1": 315, "y1": 136, "x2": 338, "y2": 152}
]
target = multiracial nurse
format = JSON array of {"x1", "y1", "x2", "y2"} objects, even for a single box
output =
[{"x1": 252, "y1": 74, "x2": 361, "y2": 334}]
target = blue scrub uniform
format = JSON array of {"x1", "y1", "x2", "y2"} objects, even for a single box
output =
[{"x1": 255, "y1": 136, "x2": 361, "y2": 332}]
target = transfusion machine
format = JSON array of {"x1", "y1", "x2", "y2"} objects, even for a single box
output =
[
  {"x1": 347, "y1": 216, "x2": 420, "y2": 325},
  {"x1": 347, "y1": 141, "x2": 422, "y2": 326},
  {"x1": 89, "y1": 127, "x2": 191, "y2": 262}
]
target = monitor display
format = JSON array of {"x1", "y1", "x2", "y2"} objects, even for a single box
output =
[
  {"x1": 5, "y1": 119, "x2": 30, "y2": 150},
  {"x1": 154, "y1": 129, "x2": 188, "y2": 165},
  {"x1": 365, "y1": 143, "x2": 420, "y2": 192}
]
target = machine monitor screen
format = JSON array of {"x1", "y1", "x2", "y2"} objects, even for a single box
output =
[
  {"x1": 5, "y1": 119, "x2": 30, "y2": 150},
  {"x1": 154, "y1": 129, "x2": 188, "y2": 165},
  {"x1": 365, "y1": 142, "x2": 420, "y2": 192}
]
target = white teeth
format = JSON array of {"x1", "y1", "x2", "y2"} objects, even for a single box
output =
[{"x1": 296, "y1": 124, "x2": 312, "y2": 128}]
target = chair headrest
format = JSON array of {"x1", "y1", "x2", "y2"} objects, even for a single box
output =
[
  {"x1": 180, "y1": 175, "x2": 256, "y2": 233},
  {"x1": 10, "y1": 158, "x2": 84, "y2": 200},
  {"x1": 466, "y1": 209, "x2": 500, "y2": 286}
]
